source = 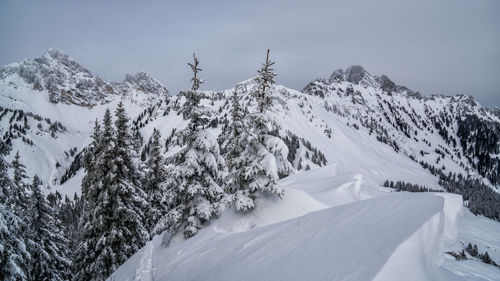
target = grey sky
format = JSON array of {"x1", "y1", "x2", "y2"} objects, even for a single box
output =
[{"x1": 1, "y1": 0, "x2": 499, "y2": 107}]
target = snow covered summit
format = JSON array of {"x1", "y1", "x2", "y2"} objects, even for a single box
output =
[{"x1": 0, "y1": 48, "x2": 168, "y2": 107}]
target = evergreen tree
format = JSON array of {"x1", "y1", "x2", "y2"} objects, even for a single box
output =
[
  {"x1": 12, "y1": 152, "x2": 28, "y2": 188},
  {"x1": 9, "y1": 151, "x2": 30, "y2": 218},
  {"x1": 155, "y1": 54, "x2": 226, "y2": 240},
  {"x1": 229, "y1": 49, "x2": 290, "y2": 211},
  {"x1": 107, "y1": 101, "x2": 149, "y2": 271},
  {"x1": 220, "y1": 89, "x2": 256, "y2": 212},
  {"x1": 73, "y1": 112, "x2": 114, "y2": 280},
  {"x1": 0, "y1": 140, "x2": 29, "y2": 281},
  {"x1": 49, "y1": 191, "x2": 82, "y2": 268},
  {"x1": 142, "y1": 128, "x2": 167, "y2": 233},
  {"x1": 74, "y1": 106, "x2": 148, "y2": 281},
  {"x1": 254, "y1": 49, "x2": 276, "y2": 115},
  {"x1": 26, "y1": 175, "x2": 71, "y2": 281},
  {"x1": 81, "y1": 120, "x2": 102, "y2": 197}
]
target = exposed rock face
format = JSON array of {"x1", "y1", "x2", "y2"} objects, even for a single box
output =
[
  {"x1": 379, "y1": 75, "x2": 395, "y2": 92},
  {"x1": 344, "y1": 65, "x2": 367, "y2": 84}
]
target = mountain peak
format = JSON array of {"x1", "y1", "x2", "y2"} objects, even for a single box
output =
[
  {"x1": 43, "y1": 48, "x2": 69, "y2": 60},
  {"x1": 344, "y1": 65, "x2": 368, "y2": 84},
  {"x1": 0, "y1": 49, "x2": 168, "y2": 107},
  {"x1": 329, "y1": 65, "x2": 371, "y2": 85},
  {"x1": 122, "y1": 72, "x2": 168, "y2": 96}
]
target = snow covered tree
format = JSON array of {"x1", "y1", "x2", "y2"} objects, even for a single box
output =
[
  {"x1": 74, "y1": 106, "x2": 148, "y2": 281},
  {"x1": 81, "y1": 120, "x2": 102, "y2": 197},
  {"x1": 224, "y1": 49, "x2": 290, "y2": 212},
  {"x1": 219, "y1": 89, "x2": 256, "y2": 212},
  {"x1": 220, "y1": 90, "x2": 245, "y2": 174},
  {"x1": 218, "y1": 50, "x2": 294, "y2": 213},
  {"x1": 12, "y1": 152, "x2": 28, "y2": 187},
  {"x1": 155, "y1": 54, "x2": 226, "y2": 240},
  {"x1": 26, "y1": 175, "x2": 71, "y2": 281},
  {"x1": 73, "y1": 113, "x2": 112, "y2": 281},
  {"x1": 0, "y1": 207, "x2": 29, "y2": 281},
  {"x1": 142, "y1": 128, "x2": 167, "y2": 233},
  {"x1": 9, "y1": 151, "x2": 30, "y2": 219},
  {"x1": 0, "y1": 140, "x2": 30, "y2": 281},
  {"x1": 254, "y1": 49, "x2": 276, "y2": 115}
]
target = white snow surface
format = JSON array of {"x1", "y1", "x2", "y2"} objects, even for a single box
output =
[{"x1": 110, "y1": 169, "x2": 469, "y2": 281}]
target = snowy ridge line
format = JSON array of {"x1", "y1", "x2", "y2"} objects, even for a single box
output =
[
  {"x1": 109, "y1": 193, "x2": 462, "y2": 281},
  {"x1": 374, "y1": 193, "x2": 463, "y2": 281}
]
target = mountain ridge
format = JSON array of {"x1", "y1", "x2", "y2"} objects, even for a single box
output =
[
  {"x1": 0, "y1": 48, "x2": 498, "y2": 205},
  {"x1": 0, "y1": 48, "x2": 168, "y2": 107}
]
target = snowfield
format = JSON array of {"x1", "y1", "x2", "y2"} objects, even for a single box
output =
[{"x1": 109, "y1": 167, "x2": 468, "y2": 281}]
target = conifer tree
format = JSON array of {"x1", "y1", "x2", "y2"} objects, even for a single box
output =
[
  {"x1": 26, "y1": 175, "x2": 71, "y2": 281},
  {"x1": 0, "y1": 140, "x2": 29, "y2": 281},
  {"x1": 9, "y1": 151, "x2": 30, "y2": 219},
  {"x1": 255, "y1": 49, "x2": 276, "y2": 115},
  {"x1": 12, "y1": 152, "x2": 28, "y2": 188},
  {"x1": 74, "y1": 106, "x2": 148, "y2": 281},
  {"x1": 220, "y1": 89, "x2": 256, "y2": 212},
  {"x1": 81, "y1": 120, "x2": 102, "y2": 197},
  {"x1": 73, "y1": 114, "x2": 111, "y2": 281},
  {"x1": 142, "y1": 128, "x2": 167, "y2": 233},
  {"x1": 155, "y1": 54, "x2": 225, "y2": 240},
  {"x1": 228, "y1": 49, "x2": 290, "y2": 211}
]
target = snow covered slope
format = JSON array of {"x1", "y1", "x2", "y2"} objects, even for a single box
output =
[
  {"x1": 109, "y1": 167, "x2": 467, "y2": 281},
  {"x1": 0, "y1": 49, "x2": 167, "y2": 194},
  {"x1": 303, "y1": 65, "x2": 500, "y2": 188}
]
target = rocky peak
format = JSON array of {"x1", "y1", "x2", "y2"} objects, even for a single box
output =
[
  {"x1": 38, "y1": 48, "x2": 91, "y2": 76},
  {"x1": 0, "y1": 49, "x2": 168, "y2": 107},
  {"x1": 43, "y1": 48, "x2": 70, "y2": 61},
  {"x1": 378, "y1": 75, "x2": 396, "y2": 92},
  {"x1": 121, "y1": 72, "x2": 168, "y2": 96},
  {"x1": 344, "y1": 65, "x2": 367, "y2": 84},
  {"x1": 329, "y1": 69, "x2": 344, "y2": 82}
]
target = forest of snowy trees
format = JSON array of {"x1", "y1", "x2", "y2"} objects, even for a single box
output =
[
  {"x1": 1, "y1": 143, "x2": 72, "y2": 280},
  {"x1": 0, "y1": 51, "x2": 292, "y2": 280}
]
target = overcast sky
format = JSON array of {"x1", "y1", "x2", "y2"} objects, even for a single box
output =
[{"x1": 1, "y1": 0, "x2": 499, "y2": 107}]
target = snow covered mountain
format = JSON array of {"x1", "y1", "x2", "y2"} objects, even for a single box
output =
[
  {"x1": 0, "y1": 48, "x2": 167, "y2": 107},
  {"x1": 0, "y1": 49, "x2": 167, "y2": 193},
  {"x1": 1, "y1": 50, "x2": 499, "y2": 280},
  {"x1": 304, "y1": 65, "x2": 500, "y2": 188}
]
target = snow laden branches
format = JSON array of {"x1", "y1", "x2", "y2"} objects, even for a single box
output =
[
  {"x1": 74, "y1": 103, "x2": 149, "y2": 281},
  {"x1": 0, "y1": 140, "x2": 71, "y2": 281},
  {"x1": 0, "y1": 140, "x2": 30, "y2": 281},
  {"x1": 154, "y1": 51, "x2": 293, "y2": 242},
  {"x1": 141, "y1": 128, "x2": 167, "y2": 233},
  {"x1": 26, "y1": 175, "x2": 71, "y2": 281},
  {"x1": 154, "y1": 53, "x2": 226, "y2": 240},
  {"x1": 221, "y1": 49, "x2": 291, "y2": 212}
]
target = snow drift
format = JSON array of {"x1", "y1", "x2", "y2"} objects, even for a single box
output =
[{"x1": 109, "y1": 192, "x2": 463, "y2": 281}]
